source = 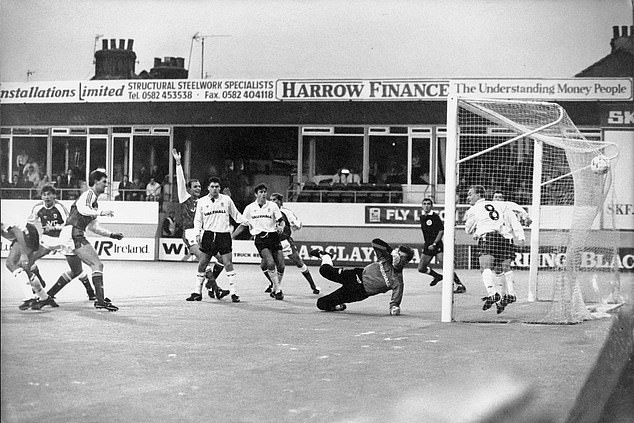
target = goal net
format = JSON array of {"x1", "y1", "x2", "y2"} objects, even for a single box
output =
[{"x1": 442, "y1": 97, "x2": 622, "y2": 324}]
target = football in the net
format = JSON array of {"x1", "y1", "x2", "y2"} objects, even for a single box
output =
[{"x1": 590, "y1": 155, "x2": 610, "y2": 175}]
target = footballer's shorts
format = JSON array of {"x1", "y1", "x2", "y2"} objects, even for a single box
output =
[
  {"x1": 281, "y1": 238, "x2": 296, "y2": 257},
  {"x1": 10, "y1": 223, "x2": 40, "y2": 252},
  {"x1": 199, "y1": 231, "x2": 232, "y2": 256},
  {"x1": 57, "y1": 226, "x2": 91, "y2": 251},
  {"x1": 421, "y1": 240, "x2": 444, "y2": 257},
  {"x1": 477, "y1": 232, "x2": 513, "y2": 261},
  {"x1": 254, "y1": 232, "x2": 282, "y2": 254},
  {"x1": 40, "y1": 233, "x2": 75, "y2": 256},
  {"x1": 182, "y1": 228, "x2": 200, "y2": 249}
]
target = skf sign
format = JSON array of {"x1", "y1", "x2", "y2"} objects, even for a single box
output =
[{"x1": 602, "y1": 108, "x2": 634, "y2": 127}]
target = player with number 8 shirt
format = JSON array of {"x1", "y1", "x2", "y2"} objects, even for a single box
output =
[{"x1": 464, "y1": 185, "x2": 523, "y2": 313}]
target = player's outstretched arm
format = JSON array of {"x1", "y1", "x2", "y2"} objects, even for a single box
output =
[{"x1": 172, "y1": 149, "x2": 190, "y2": 203}]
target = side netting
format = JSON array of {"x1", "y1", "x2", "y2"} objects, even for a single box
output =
[{"x1": 445, "y1": 97, "x2": 623, "y2": 324}]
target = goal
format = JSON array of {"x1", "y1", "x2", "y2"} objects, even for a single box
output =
[{"x1": 441, "y1": 96, "x2": 621, "y2": 324}]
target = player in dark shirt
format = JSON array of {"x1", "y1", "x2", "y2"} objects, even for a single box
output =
[
  {"x1": 27, "y1": 185, "x2": 97, "y2": 301},
  {"x1": 417, "y1": 198, "x2": 466, "y2": 293}
]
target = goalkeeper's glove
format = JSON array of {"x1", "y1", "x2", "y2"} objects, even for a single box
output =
[{"x1": 110, "y1": 232, "x2": 124, "y2": 240}]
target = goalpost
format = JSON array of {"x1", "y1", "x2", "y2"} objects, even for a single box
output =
[{"x1": 442, "y1": 94, "x2": 621, "y2": 324}]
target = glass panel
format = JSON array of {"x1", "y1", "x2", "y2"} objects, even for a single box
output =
[
  {"x1": 437, "y1": 136, "x2": 446, "y2": 185},
  {"x1": 369, "y1": 135, "x2": 407, "y2": 184},
  {"x1": 51, "y1": 136, "x2": 86, "y2": 200},
  {"x1": 0, "y1": 137, "x2": 10, "y2": 197},
  {"x1": 411, "y1": 137, "x2": 431, "y2": 184},
  {"x1": 89, "y1": 138, "x2": 107, "y2": 173},
  {"x1": 12, "y1": 136, "x2": 47, "y2": 195},
  {"x1": 132, "y1": 135, "x2": 170, "y2": 203},
  {"x1": 173, "y1": 127, "x2": 298, "y2": 210},
  {"x1": 1, "y1": 137, "x2": 10, "y2": 181},
  {"x1": 113, "y1": 136, "x2": 130, "y2": 181},
  {"x1": 301, "y1": 134, "x2": 363, "y2": 185}
]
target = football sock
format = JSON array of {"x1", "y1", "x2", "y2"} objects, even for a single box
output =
[
  {"x1": 196, "y1": 273, "x2": 205, "y2": 295},
  {"x1": 226, "y1": 271, "x2": 238, "y2": 296},
  {"x1": 299, "y1": 264, "x2": 316, "y2": 287},
  {"x1": 29, "y1": 274, "x2": 48, "y2": 300},
  {"x1": 277, "y1": 270, "x2": 284, "y2": 286},
  {"x1": 212, "y1": 263, "x2": 224, "y2": 279},
  {"x1": 321, "y1": 254, "x2": 333, "y2": 267},
  {"x1": 78, "y1": 273, "x2": 95, "y2": 295},
  {"x1": 495, "y1": 273, "x2": 506, "y2": 295},
  {"x1": 30, "y1": 264, "x2": 46, "y2": 287},
  {"x1": 92, "y1": 271, "x2": 105, "y2": 302},
  {"x1": 425, "y1": 266, "x2": 440, "y2": 278},
  {"x1": 267, "y1": 269, "x2": 280, "y2": 293},
  {"x1": 47, "y1": 271, "x2": 73, "y2": 297},
  {"x1": 263, "y1": 270, "x2": 272, "y2": 283},
  {"x1": 504, "y1": 271, "x2": 516, "y2": 296},
  {"x1": 13, "y1": 269, "x2": 35, "y2": 298},
  {"x1": 482, "y1": 269, "x2": 496, "y2": 296}
]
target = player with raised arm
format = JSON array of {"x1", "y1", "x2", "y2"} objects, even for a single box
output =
[
  {"x1": 55, "y1": 169, "x2": 122, "y2": 311},
  {"x1": 2, "y1": 216, "x2": 58, "y2": 310},
  {"x1": 233, "y1": 184, "x2": 286, "y2": 300},
  {"x1": 172, "y1": 149, "x2": 228, "y2": 299},
  {"x1": 310, "y1": 239, "x2": 414, "y2": 314},
  {"x1": 416, "y1": 198, "x2": 466, "y2": 294},
  {"x1": 464, "y1": 185, "x2": 523, "y2": 313},
  {"x1": 268, "y1": 193, "x2": 320, "y2": 295},
  {"x1": 190, "y1": 176, "x2": 245, "y2": 303},
  {"x1": 26, "y1": 185, "x2": 97, "y2": 303}
]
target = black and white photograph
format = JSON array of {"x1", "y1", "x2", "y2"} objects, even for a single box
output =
[{"x1": 1, "y1": 1, "x2": 633, "y2": 422}]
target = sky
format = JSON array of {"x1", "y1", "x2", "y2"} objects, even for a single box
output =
[{"x1": 0, "y1": 0, "x2": 632, "y2": 83}]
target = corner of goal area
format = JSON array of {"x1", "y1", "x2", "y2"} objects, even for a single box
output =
[{"x1": 564, "y1": 304, "x2": 634, "y2": 423}]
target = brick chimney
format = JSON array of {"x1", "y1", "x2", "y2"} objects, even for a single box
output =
[
  {"x1": 93, "y1": 38, "x2": 137, "y2": 80},
  {"x1": 610, "y1": 25, "x2": 634, "y2": 55}
]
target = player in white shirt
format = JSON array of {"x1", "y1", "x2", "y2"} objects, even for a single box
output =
[
  {"x1": 172, "y1": 149, "x2": 227, "y2": 300},
  {"x1": 1, "y1": 215, "x2": 58, "y2": 310},
  {"x1": 491, "y1": 191, "x2": 532, "y2": 311},
  {"x1": 464, "y1": 185, "x2": 523, "y2": 313},
  {"x1": 233, "y1": 183, "x2": 286, "y2": 300},
  {"x1": 189, "y1": 176, "x2": 245, "y2": 303},
  {"x1": 269, "y1": 193, "x2": 320, "y2": 294}
]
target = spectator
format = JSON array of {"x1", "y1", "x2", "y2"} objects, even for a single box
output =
[
  {"x1": 162, "y1": 210, "x2": 178, "y2": 237},
  {"x1": 59, "y1": 168, "x2": 79, "y2": 200},
  {"x1": 118, "y1": 175, "x2": 134, "y2": 201},
  {"x1": 130, "y1": 177, "x2": 142, "y2": 201},
  {"x1": 0, "y1": 174, "x2": 11, "y2": 198},
  {"x1": 384, "y1": 164, "x2": 405, "y2": 184},
  {"x1": 332, "y1": 168, "x2": 360, "y2": 186},
  {"x1": 145, "y1": 177, "x2": 161, "y2": 201},
  {"x1": 23, "y1": 161, "x2": 41, "y2": 187},
  {"x1": 16, "y1": 150, "x2": 29, "y2": 174},
  {"x1": 138, "y1": 166, "x2": 149, "y2": 187},
  {"x1": 36, "y1": 174, "x2": 51, "y2": 192}
]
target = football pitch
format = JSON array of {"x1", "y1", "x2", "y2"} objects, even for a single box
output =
[{"x1": 0, "y1": 260, "x2": 627, "y2": 423}]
